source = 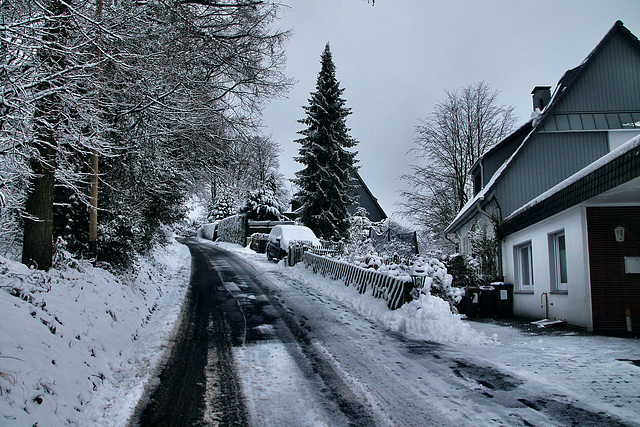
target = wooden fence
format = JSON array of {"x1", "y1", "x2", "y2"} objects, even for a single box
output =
[{"x1": 302, "y1": 251, "x2": 414, "y2": 310}]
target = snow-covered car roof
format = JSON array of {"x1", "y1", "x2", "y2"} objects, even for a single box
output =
[{"x1": 269, "y1": 225, "x2": 320, "y2": 249}]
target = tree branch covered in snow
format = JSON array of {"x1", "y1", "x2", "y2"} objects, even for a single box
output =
[{"x1": 1, "y1": 0, "x2": 292, "y2": 266}]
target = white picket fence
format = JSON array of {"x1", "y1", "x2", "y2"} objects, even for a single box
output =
[{"x1": 302, "y1": 251, "x2": 413, "y2": 310}]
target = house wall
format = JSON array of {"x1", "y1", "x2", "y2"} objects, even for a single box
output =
[
  {"x1": 490, "y1": 27, "x2": 640, "y2": 221},
  {"x1": 502, "y1": 206, "x2": 593, "y2": 329},
  {"x1": 587, "y1": 206, "x2": 640, "y2": 333},
  {"x1": 348, "y1": 192, "x2": 386, "y2": 222},
  {"x1": 555, "y1": 30, "x2": 640, "y2": 113},
  {"x1": 481, "y1": 130, "x2": 528, "y2": 187},
  {"x1": 349, "y1": 173, "x2": 387, "y2": 222},
  {"x1": 496, "y1": 132, "x2": 609, "y2": 218}
]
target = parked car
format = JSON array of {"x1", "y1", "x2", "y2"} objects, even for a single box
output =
[{"x1": 266, "y1": 225, "x2": 320, "y2": 261}]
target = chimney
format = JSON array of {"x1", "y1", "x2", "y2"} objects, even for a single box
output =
[{"x1": 531, "y1": 86, "x2": 552, "y2": 111}]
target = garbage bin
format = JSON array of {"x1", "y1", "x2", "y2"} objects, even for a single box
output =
[
  {"x1": 462, "y1": 287, "x2": 481, "y2": 318},
  {"x1": 479, "y1": 285, "x2": 496, "y2": 317},
  {"x1": 492, "y1": 282, "x2": 514, "y2": 317}
]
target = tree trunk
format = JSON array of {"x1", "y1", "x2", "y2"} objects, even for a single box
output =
[
  {"x1": 22, "y1": 0, "x2": 69, "y2": 270},
  {"x1": 22, "y1": 143, "x2": 56, "y2": 270}
]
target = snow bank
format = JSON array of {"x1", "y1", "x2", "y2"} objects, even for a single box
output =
[
  {"x1": 0, "y1": 239, "x2": 191, "y2": 426},
  {"x1": 280, "y1": 261, "x2": 493, "y2": 346},
  {"x1": 218, "y1": 242, "x2": 492, "y2": 345}
]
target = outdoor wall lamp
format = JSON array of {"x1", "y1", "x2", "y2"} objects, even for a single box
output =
[
  {"x1": 410, "y1": 267, "x2": 427, "y2": 289},
  {"x1": 615, "y1": 226, "x2": 625, "y2": 243}
]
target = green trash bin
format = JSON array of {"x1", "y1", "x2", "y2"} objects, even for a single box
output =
[{"x1": 492, "y1": 282, "x2": 514, "y2": 317}]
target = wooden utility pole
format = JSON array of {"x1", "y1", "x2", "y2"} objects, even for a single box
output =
[{"x1": 89, "y1": 0, "x2": 102, "y2": 261}]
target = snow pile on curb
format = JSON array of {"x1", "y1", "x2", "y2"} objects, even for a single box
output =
[
  {"x1": 0, "y1": 239, "x2": 191, "y2": 426},
  {"x1": 217, "y1": 241, "x2": 493, "y2": 345},
  {"x1": 382, "y1": 294, "x2": 492, "y2": 344},
  {"x1": 239, "y1": 254, "x2": 489, "y2": 346},
  {"x1": 293, "y1": 263, "x2": 493, "y2": 345}
]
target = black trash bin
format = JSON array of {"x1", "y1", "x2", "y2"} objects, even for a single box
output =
[
  {"x1": 462, "y1": 287, "x2": 481, "y2": 318},
  {"x1": 479, "y1": 285, "x2": 496, "y2": 317},
  {"x1": 492, "y1": 282, "x2": 514, "y2": 317}
]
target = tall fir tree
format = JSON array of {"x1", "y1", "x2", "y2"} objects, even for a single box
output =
[{"x1": 294, "y1": 43, "x2": 358, "y2": 240}]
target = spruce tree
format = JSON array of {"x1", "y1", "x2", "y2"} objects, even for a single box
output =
[{"x1": 294, "y1": 43, "x2": 358, "y2": 240}]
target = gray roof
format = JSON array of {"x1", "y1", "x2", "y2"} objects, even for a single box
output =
[{"x1": 445, "y1": 20, "x2": 640, "y2": 236}]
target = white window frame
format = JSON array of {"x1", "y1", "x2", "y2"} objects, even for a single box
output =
[
  {"x1": 548, "y1": 230, "x2": 568, "y2": 292},
  {"x1": 514, "y1": 241, "x2": 534, "y2": 292}
]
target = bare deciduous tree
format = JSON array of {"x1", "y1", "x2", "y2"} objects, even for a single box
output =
[{"x1": 400, "y1": 81, "x2": 516, "y2": 251}]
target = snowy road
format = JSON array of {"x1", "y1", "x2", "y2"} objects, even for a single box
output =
[{"x1": 136, "y1": 239, "x2": 637, "y2": 426}]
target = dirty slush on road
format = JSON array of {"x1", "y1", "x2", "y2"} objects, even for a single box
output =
[
  {"x1": 131, "y1": 239, "x2": 376, "y2": 426},
  {"x1": 130, "y1": 240, "x2": 632, "y2": 427},
  {"x1": 132, "y1": 240, "x2": 249, "y2": 426}
]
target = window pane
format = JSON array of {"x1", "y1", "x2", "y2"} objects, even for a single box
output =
[
  {"x1": 521, "y1": 246, "x2": 531, "y2": 287},
  {"x1": 620, "y1": 113, "x2": 634, "y2": 128},
  {"x1": 606, "y1": 113, "x2": 622, "y2": 129},
  {"x1": 581, "y1": 114, "x2": 596, "y2": 130},
  {"x1": 558, "y1": 235, "x2": 568, "y2": 284},
  {"x1": 544, "y1": 116, "x2": 557, "y2": 131},
  {"x1": 568, "y1": 114, "x2": 583, "y2": 130},
  {"x1": 555, "y1": 115, "x2": 570, "y2": 131},
  {"x1": 594, "y1": 114, "x2": 608, "y2": 129}
]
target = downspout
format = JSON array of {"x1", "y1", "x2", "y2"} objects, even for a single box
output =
[{"x1": 445, "y1": 233, "x2": 458, "y2": 250}]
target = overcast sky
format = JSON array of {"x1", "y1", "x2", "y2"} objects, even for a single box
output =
[{"x1": 261, "y1": 0, "x2": 640, "y2": 222}]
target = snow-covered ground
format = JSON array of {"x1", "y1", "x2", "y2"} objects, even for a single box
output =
[
  {"x1": 1, "y1": 238, "x2": 639, "y2": 425},
  {"x1": 0, "y1": 238, "x2": 191, "y2": 426},
  {"x1": 219, "y1": 242, "x2": 640, "y2": 426}
]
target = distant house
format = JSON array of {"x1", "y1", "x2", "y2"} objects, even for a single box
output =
[
  {"x1": 287, "y1": 170, "x2": 387, "y2": 223},
  {"x1": 348, "y1": 171, "x2": 387, "y2": 222},
  {"x1": 445, "y1": 21, "x2": 640, "y2": 333}
]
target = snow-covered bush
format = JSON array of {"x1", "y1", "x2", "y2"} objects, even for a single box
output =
[
  {"x1": 409, "y1": 257, "x2": 458, "y2": 307},
  {"x1": 239, "y1": 187, "x2": 283, "y2": 221},
  {"x1": 208, "y1": 195, "x2": 236, "y2": 221},
  {"x1": 468, "y1": 219, "x2": 499, "y2": 281},
  {"x1": 444, "y1": 253, "x2": 482, "y2": 288},
  {"x1": 329, "y1": 216, "x2": 458, "y2": 311}
]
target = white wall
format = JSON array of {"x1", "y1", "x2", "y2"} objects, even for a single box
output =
[
  {"x1": 456, "y1": 210, "x2": 496, "y2": 256},
  {"x1": 609, "y1": 130, "x2": 640, "y2": 151},
  {"x1": 501, "y1": 206, "x2": 593, "y2": 330}
]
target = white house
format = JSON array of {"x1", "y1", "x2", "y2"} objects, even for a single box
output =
[{"x1": 445, "y1": 21, "x2": 640, "y2": 333}]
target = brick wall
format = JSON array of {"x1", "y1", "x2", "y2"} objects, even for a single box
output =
[{"x1": 587, "y1": 207, "x2": 640, "y2": 333}]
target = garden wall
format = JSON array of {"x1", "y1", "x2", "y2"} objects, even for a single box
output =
[{"x1": 216, "y1": 214, "x2": 246, "y2": 246}]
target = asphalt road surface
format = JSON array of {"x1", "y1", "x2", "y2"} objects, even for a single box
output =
[{"x1": 132, "y1": 238, "x2": 631, "y2": 426}]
